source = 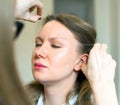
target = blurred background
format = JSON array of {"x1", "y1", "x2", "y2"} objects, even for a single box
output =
[{"x1": 14, "y1": 0, "x2": 120, "y2": 103}]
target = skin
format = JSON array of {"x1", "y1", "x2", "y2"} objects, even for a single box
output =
[
  {"x1": 15, "y1": 0, "x2": 43, "y2": 22},
  {"x1": 32, "y1": 20, "x2": 87, "y2": 105},
  {"x1": 81, "y1": 43, "x2": 118, "y2": 105}
]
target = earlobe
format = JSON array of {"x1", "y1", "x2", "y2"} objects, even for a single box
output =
[{"x1": 74, "y1": 54, "x2": 88, "y2": 71}]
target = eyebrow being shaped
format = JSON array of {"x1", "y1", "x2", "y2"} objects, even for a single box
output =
[
  {"x1": 35, "y1": 36, "x2": 42, "y2": 41},
  {"x1": 35, "y1": 36, "x2": 67, "y2": 41}
]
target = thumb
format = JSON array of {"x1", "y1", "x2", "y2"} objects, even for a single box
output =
[{"x1": 23, "y1": 13, "x2": 41, "y2": 22}]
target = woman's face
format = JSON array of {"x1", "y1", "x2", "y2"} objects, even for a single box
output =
[{"x1": 32, "y1": 20, "x2": 83, "y2": 85}]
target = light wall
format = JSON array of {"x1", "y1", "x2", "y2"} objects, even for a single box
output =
[{"x1": 94, "y1": 0, "x2": 120, "y2": 103}]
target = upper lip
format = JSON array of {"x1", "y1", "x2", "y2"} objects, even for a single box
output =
[{"x1": 34, "y1": 62, "x2": 47, "y2": 68}]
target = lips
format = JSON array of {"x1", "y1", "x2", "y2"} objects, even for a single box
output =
[{"x1": 34, "y1": 62, "x2": 47, "y2": 70}]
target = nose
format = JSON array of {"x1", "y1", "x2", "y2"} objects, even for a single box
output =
[{"x1": 34, "y1": 45, "x2": 48, "y2": 59}]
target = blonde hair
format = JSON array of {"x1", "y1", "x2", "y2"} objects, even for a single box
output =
[{"x1": 0, "y1": 0, "x2": 33, "y2": 105}]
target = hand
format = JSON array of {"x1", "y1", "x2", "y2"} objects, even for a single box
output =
[
  {"x1": 15, "y1": 0, "x2": 43, "y2": 22},
  {"x1": 81, "y1": 43, "x2": 116, "y2": 85},
  {"x1": 81, "y1": 43, "x2": 118, "y2": 105}
]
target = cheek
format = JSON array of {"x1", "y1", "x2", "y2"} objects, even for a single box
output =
[
  {"x1": 49, "y1": 52, "x2": 78, "y2": 79},
  {"x1": 50, "y1": 49, "x2": 78, "y2": 68},
  {"x1": 51, "y1": 49, "x2": 69, "y2": 61}
]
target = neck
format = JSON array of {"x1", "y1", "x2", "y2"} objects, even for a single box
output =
[
  {"x1": 44, "y1": 91, "x2": 66, "y2": 105},
  {"x1": 43, "y1": 72, "x2": 77, "y2": 105}
]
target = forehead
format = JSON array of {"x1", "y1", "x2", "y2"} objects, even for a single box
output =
[{"x1": 38, "y1": 20, "x2": 75, "y2": 40}]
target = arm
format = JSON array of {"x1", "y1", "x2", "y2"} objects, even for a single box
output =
[
  {"x1": 15, "y1": 0, "x2": 43, "y2": 22},
  {"x1": 81, "y1": 43, "x2": 119, "y2": 105}
]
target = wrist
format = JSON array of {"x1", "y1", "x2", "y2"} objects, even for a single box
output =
[
  {"x1": 90, "y1": 82, "x2": 118, "y2": 105},
  {"x1": 90, "y1": 81, "x2": 115, "y2": 90}
]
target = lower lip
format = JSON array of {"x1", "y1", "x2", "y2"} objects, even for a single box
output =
[{"x1": 34, "y1": 65, "x2": 46, "y2": 70}]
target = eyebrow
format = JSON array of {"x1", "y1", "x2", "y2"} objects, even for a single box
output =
[
  {"x1": 35, "y1": 36, "x2": 43, "y2": 41},
  {"x1": 50, "y1": 37, "x2": 66, "y2": 41},
  {"x1": 35, "y1": 36, "x2": 66, "y2": 41}
]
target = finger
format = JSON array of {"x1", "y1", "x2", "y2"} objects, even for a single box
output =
[
  {"x1": 91, "y1": 43, "x2": 101, "y2": 52},
  {"x1": 22, "y1": 13, "x2": 41, "y2": 22},
  {"x1": 105, "y1": 54, "x2": 116, "y2": 66},
  {"x1": 113, "y1": 59, "x2": 117, "y2": 68},
  {"x1": 107, "y1": 55, "x2": 116, "y2": 77},
  {"x1": 89, "y1": 43, "x2": 101, "y2": 61},
  {"x1": 89, "y1": 43, "x2": 101, "y2": 58},
  {"x1": 27, "y1": 15, "x2": 41, "y2": 22},
  {"x1": 91, "y1": 43, "x2": 107, "y2": 59},
  {"x1": 100, "y1": 44, "x2": 107, "y2": 54},
  {"x1": 37, "y1": 5, "x2": 42, "y2": 16},
  {"x1": 29, "y1": 6, "x2": 35, "y2": 12},
  {"x1": 33, "y1": 0, "x2": 43, "y2": 16}
]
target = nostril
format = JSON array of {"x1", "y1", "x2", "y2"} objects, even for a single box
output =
[{"x1": 35, "y1": 49, "x2": 48, "y2": 59}]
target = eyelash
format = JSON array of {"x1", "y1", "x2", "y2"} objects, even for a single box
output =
[
  {"x1": 35, "y1": 44, "x2": 42, "y2": 47},
  {"x1": 51, "y1": 45, "x2": 61, "y2": 48},
  {"x1": 35, "y1": 44, "x2": 61, "y2": 48}
]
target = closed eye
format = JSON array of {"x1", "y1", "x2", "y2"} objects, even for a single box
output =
[
  {"x1": 51, "y1": 45, "x2": 61, "y2": 48},
  {"x1": 35, "y1": 44, "x2": 42, "y2": 47}
]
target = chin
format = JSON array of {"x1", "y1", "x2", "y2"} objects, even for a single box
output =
[{"x1": 33, "y1": 73, "x2": 47, "y2": 83}]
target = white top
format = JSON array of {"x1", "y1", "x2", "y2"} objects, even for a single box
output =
[{"x1": 37, "y1": 94, "x2": 78, "y2": 105}]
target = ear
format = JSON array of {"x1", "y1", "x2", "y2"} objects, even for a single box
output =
[{"x1": 74, "y1": 54, "x2": 88, "y2": 71}]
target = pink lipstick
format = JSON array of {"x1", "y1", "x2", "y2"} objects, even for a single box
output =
[{"x1": 34, "y1": 62, "x2": 47, "y2": 70}]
